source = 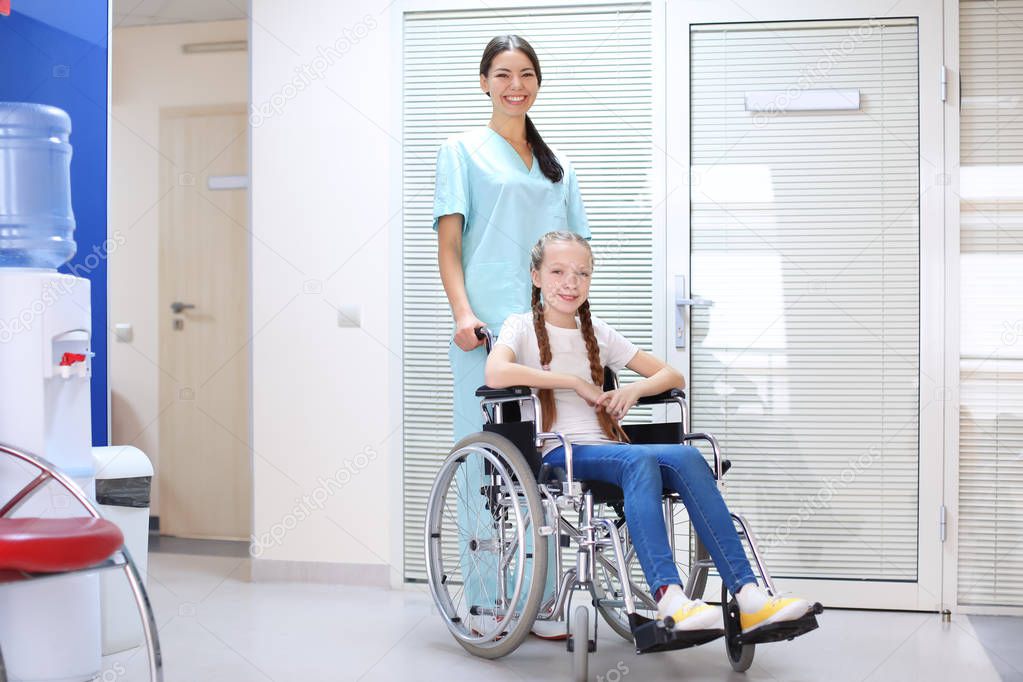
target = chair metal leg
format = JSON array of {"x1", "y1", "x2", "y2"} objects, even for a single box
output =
[
  {"x1": 120, "y1": 546, "x2": 163, "y2": 682},
  {"x1": 0, "y1": 444, "x2": 163, "y2": 680},
  {"x1": 0, "y1": 472, "x2": 50, "y2": 518}
]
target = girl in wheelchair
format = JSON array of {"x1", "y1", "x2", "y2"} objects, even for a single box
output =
[{"x1": 484, "y1": 230, "x2": 815, "y2": 638}]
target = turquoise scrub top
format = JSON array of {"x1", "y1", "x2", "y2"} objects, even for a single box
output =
[{"x1": 432, "y1": 126, "x2": 591, "y2": 330}]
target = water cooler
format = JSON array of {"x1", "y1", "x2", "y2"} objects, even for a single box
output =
[{"x1": 0, "y1": 103, "x2": 102, "y2": 681}]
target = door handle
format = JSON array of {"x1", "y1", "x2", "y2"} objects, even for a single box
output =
[
  {"x1": 675, "y1": 275, "x2": 713, "y2": 349},
  {"x1": 677, "y1": 296, "x2": 714, "y2": 306},
  {"x1": 170, "y1": 301, "x2": 196, "y2": 314}
]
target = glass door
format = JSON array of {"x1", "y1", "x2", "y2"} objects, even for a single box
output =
[{"x1": 666, "y1": 1, "x2": 945, "y2": 610}]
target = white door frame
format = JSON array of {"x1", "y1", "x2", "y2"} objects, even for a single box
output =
[
  {"x1": 940, "y1": 0, "x2": 1023, "y2": 618},
  {"x1": 665, "y1": 0, "x2": 946, "y2": 611},
  {"x1": 941, "y1": 0, "x2": 964, "y2": 619}
]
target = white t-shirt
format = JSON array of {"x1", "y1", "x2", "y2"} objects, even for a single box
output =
[{"x1": 495, "y1": 312, "x2": 640, "y2": 455}]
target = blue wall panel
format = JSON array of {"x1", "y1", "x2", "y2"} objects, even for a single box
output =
[{"x1": 0, "y1": 1, "x2": 111, "y2": 445}]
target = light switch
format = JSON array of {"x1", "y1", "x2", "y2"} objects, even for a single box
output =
[
  {"x1": 114, "y1": 323, "x2": 133, "y2": 342},
  {"x1": 337, "y1": 305, "x2": 361, "y2": 328}
]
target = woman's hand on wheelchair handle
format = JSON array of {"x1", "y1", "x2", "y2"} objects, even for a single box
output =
[
  {"x1": 596, "y1": 384, "x2": 641, "y2": 420},
  {"x1": 453, "y1": 313, "x2": 486, "y2": 351}
]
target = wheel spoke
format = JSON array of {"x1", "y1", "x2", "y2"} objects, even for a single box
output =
[
  {"x1": 455, "y1": 460, "x2": 488, "y2": 542},
  {"x1": 442, "y1": 497, "x2": 476, "y2": 540}
]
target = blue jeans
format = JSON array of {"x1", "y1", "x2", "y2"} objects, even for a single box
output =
[{"x1": 545, "y1": 442, "x2": 758, "y2": 595}]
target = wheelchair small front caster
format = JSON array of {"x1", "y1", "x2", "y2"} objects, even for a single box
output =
[
  {"x1": 723, "y1": 587, "x2": 755, "y2": 672},
  {"x1": 569, "y1": 604, "x2": 590, "y2": 682}
]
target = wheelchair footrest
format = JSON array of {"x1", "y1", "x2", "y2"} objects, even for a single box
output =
[
  {"x1": 629, "y1": 612, "x2": 724, "y2": 655},
  {"x1": 740, "y1": 602, "x2": 824, "y2": 645}
]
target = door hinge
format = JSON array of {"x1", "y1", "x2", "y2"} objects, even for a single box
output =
[
  {"x1": 939, "y1": 504, "x2": 947, "y2": 542},
  {"x1": 940, "y1": 65, "x2": 948, "y2": 102}
]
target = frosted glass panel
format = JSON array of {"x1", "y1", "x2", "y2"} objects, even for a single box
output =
[
  {"x1": 957, "y1": 0, "x2": 1023, "y2": 607},
  {"x1": 690, "y1": 19, "x2": 920, "y2": 580}
]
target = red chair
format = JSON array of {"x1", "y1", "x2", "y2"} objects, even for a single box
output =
[{"x1": 0, "y1": 443, "x2": 162, "y2": 682}]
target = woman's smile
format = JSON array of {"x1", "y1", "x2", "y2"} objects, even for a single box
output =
[{"x1": 481, "y1": 47, "x2": 539, "y2": 119}]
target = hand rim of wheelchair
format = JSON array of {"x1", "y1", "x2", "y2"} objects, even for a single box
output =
[
  {"x1": 424, "y1": 431, "x2": 549, "y2": 658},
  {"x1": 424, "y1": 433, "x2": 711, "y2": 659}
]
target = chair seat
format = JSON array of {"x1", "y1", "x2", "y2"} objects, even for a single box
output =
[
  {"x1": 0, "y1": 517, "x2": 124, "y2": 573},
  {"x1": 538, "y1": 467, "x2": 670, "y2": 506},
  {"x1": 582, "y1": 480, "x2": 631, "y2": 505}
]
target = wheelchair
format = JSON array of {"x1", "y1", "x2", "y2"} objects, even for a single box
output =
[{"x1": 424, "y1": 329, "x2": 822, "y2": 680}]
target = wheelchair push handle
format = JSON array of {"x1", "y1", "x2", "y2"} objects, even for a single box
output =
[{"x1": 474, "y1": 326, "x2": 495, "y2": 353}]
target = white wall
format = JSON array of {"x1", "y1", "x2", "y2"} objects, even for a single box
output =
[
  {"x1": 250, "y1": 1, "x2": 395, "y2": 577},
  {"x1": 109, "y1": 20, "x2": 249, "y2": 516}
]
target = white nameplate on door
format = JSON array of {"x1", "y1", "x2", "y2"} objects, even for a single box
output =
[
  {"x1": 744, "y1": 88, "x2": 860, "y2": 112},
  {"x1": 207, "y1": 175, "x2": 248, "y2": 190}
]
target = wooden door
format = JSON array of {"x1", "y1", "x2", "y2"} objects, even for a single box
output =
[{"x1": 158, "y1": 106, "x2": 250, "y2": 540}]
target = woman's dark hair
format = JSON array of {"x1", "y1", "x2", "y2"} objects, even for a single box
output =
[{"x1": 480, "y1": 35, "x2": 564, "y2": 184}]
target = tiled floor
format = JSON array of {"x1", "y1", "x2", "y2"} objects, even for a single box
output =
[{"x1": 100, "y1": 547, "x2": 1022, "y2": 682}]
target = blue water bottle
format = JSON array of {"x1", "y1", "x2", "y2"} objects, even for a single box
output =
[{"x1": 0, "y1": 102, "x2": 77, "y2": 268}]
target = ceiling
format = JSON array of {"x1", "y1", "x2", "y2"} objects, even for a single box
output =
[{"x1": 113, "y1": 0, "x2": 248, "y2": 27}]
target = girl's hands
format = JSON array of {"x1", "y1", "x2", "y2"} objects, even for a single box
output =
[
  {"x1": 453, "y1": 313, "x2": 486, "y2": 351},
  {"x1": 573, "y1": 377, "x2": 605, "y2": 407},
  {"x1": 596, "y1": 385, "x2": 641, "y2": 421},
  {"x1": 575, "y1": 380, "x2": 640, "y2": 420}
]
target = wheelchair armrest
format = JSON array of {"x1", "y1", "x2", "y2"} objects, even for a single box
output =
[
  {"x1": 475, "y1": 385, "x2": 532, "y2": 399},
  {"x1": 637, "y1": 388, "x2": 686, "y2": 405}
]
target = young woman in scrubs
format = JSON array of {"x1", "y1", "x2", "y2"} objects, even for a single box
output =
[{"x1": 433, "y1": 35, "x2": 590, "y2": 639}]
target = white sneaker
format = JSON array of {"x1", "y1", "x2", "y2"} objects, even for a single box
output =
[
  {"x1": 532, "y1": 599, "x2": 596, "y2": 641},
  {"x1": 530, "y1": 617, "x2": 569, "y2": 640},
  {"x1": 663, "y1": 599, "x2": 722, "y2": 632},
  {"x1": 740, "y1": 594, "x2": 813, "y2": 635},
  {"x1": 657, "y1": 585, "x2": 723, "y2": 632}
]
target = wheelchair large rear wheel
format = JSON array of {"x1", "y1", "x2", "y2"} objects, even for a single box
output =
[{"x1": 425, "y1": 431, "x2": 548, "y2": 659}]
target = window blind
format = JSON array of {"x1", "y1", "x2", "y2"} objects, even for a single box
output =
[
  {"x1": 957, "y1": 0, "x2": 1023, "y2": 607},
  {"x1": 402, "y1": 3, "x2": 654, "y2": 581},
  {"x1": 689, "y1": 19, "x2": 921, "y2": 580}
]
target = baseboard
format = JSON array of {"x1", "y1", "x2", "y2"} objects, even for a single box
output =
[{"x1": 249, "y1": 558, "x2": 391, "y2": 588}]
